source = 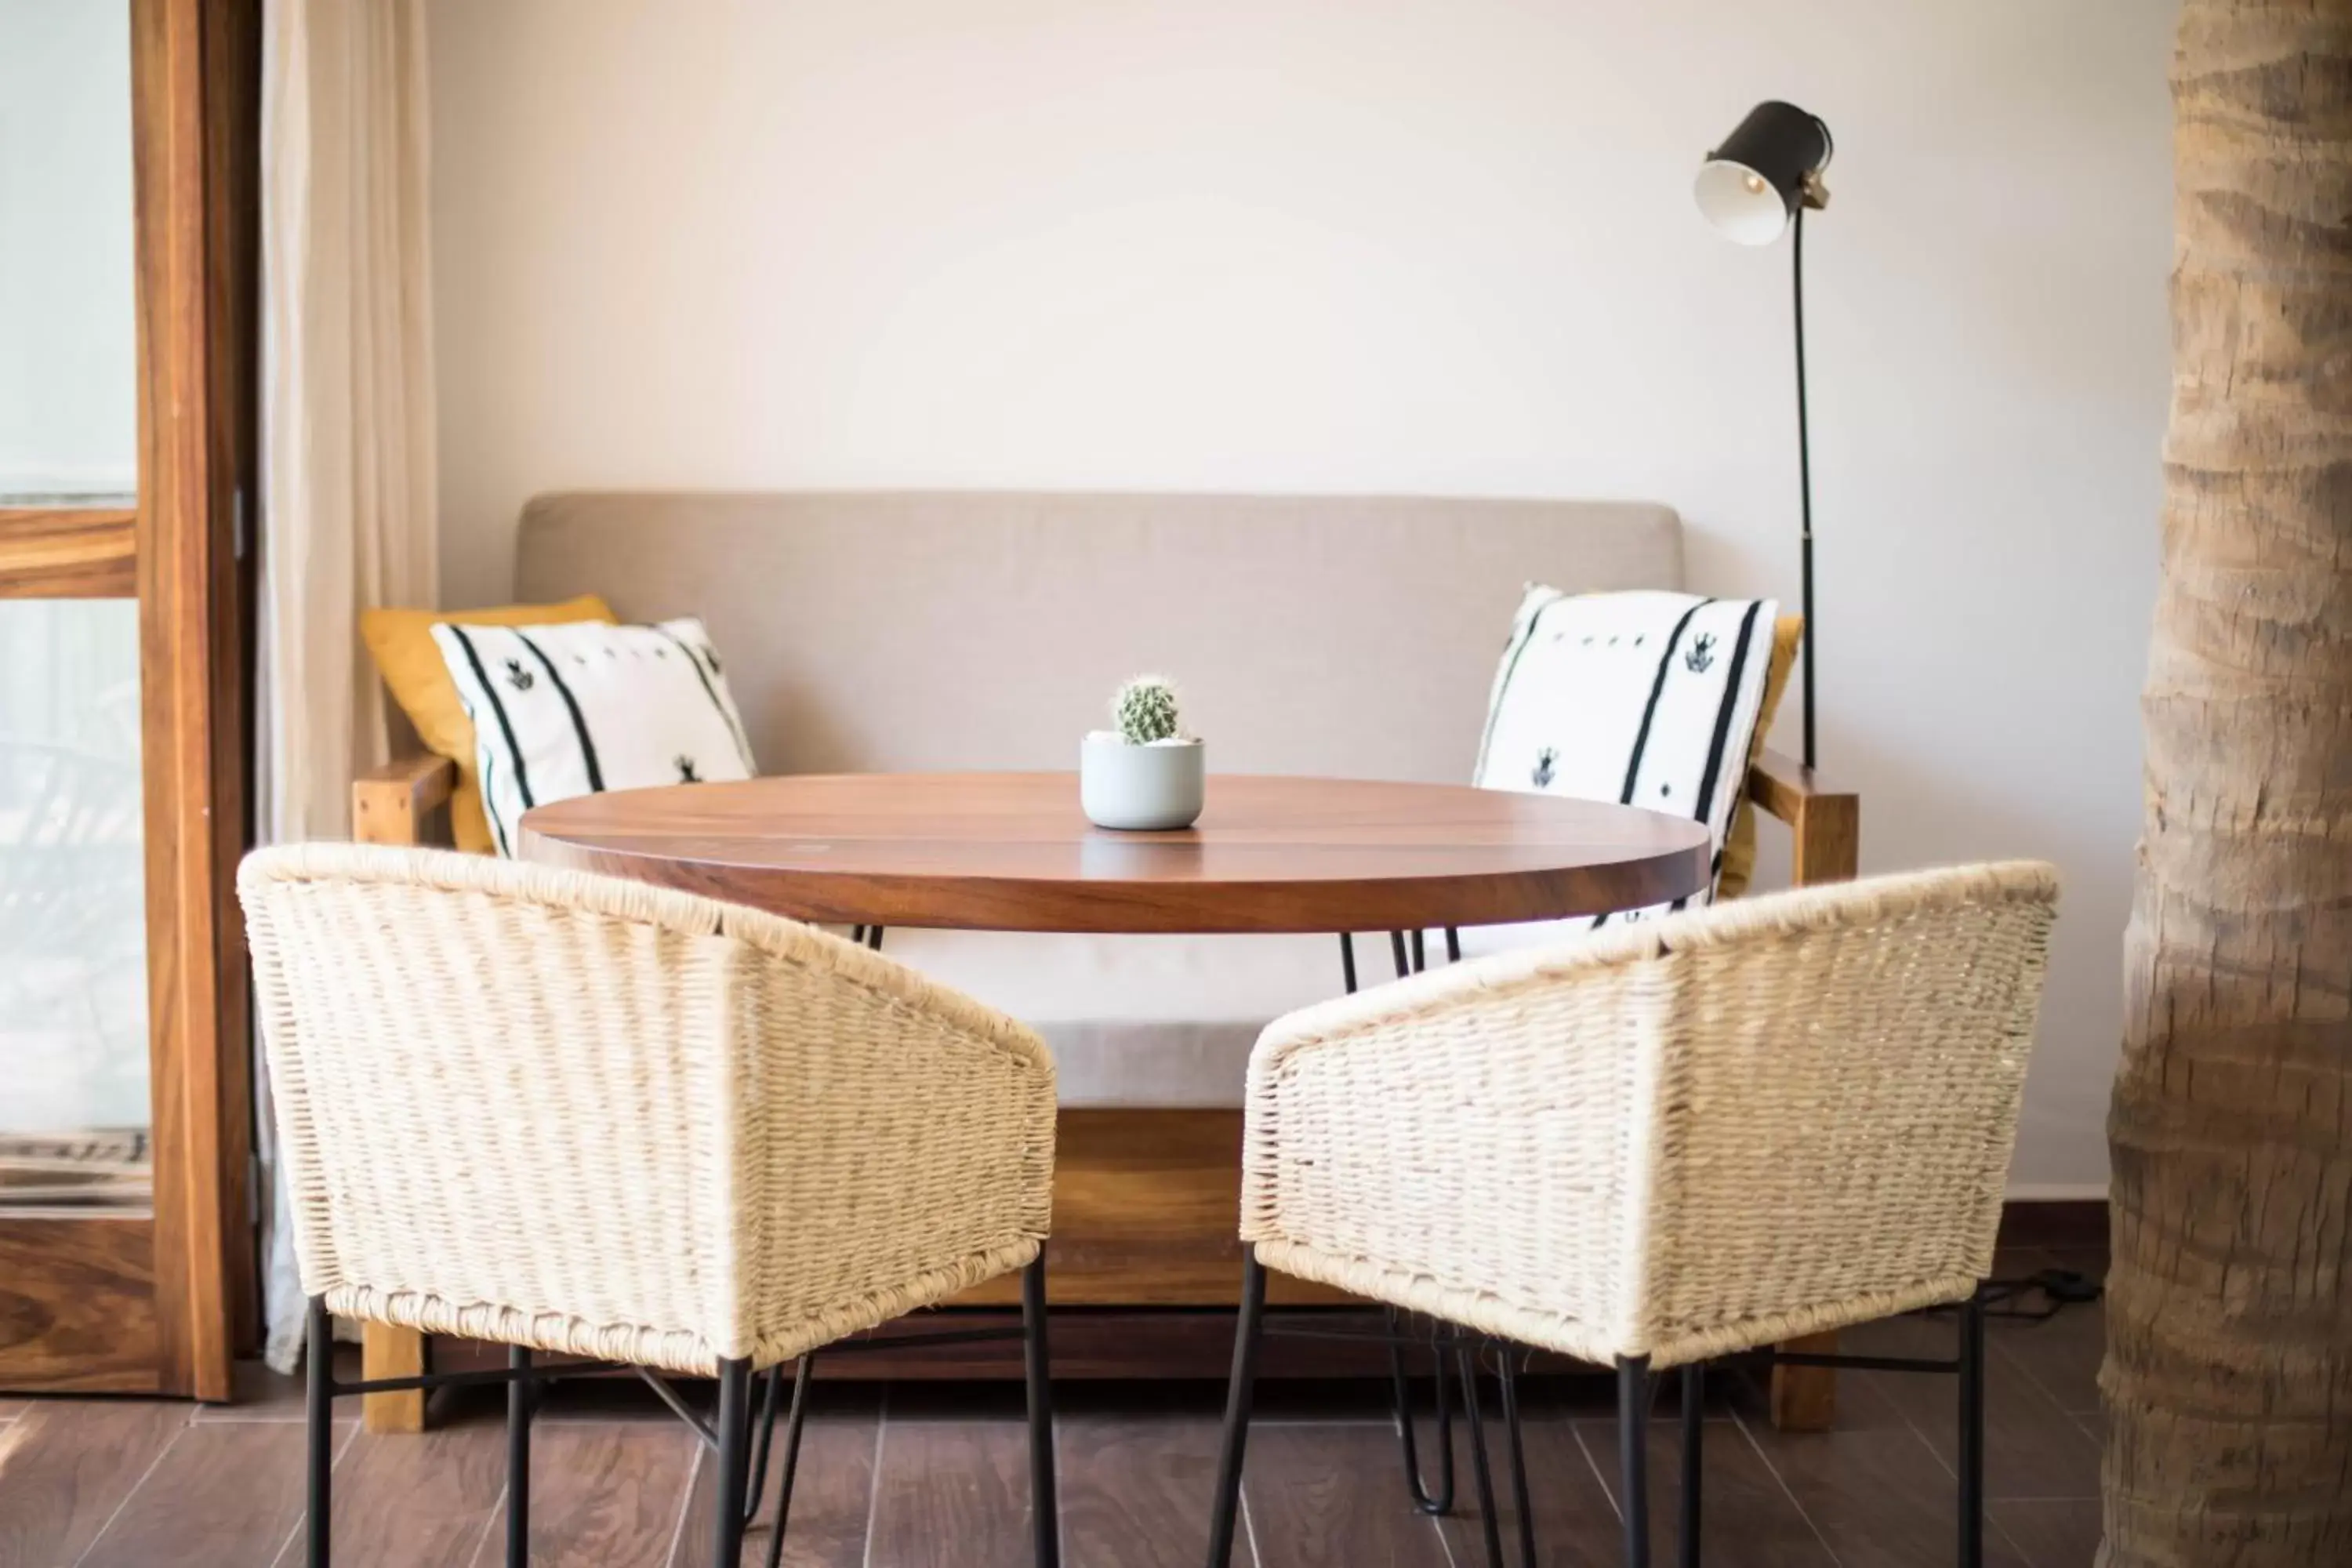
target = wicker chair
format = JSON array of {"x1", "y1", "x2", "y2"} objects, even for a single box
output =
[
  {"x1": 1207, "y1": 862, "x2": 2059, "y2": 1568},
  {"x1": 239, "y1": 844, "x2": 1061, "y2": 1568}
]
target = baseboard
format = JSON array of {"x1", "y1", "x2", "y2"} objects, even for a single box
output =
[
  {"x1": 1995, "y1": 1196, "x2": 2108, "y2": 1252},
  {"x1": 2003, "y1": 1181, "x2": 2109, "y2": 1202}
]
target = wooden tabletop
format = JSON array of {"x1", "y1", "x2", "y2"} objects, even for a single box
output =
[{"x1": 518, "y1": 772, "x2": 1713, "y2": 934}]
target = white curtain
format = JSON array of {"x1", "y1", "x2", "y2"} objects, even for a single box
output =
[{"x1": 256, "y1": 0, "x2": 437, "y2": 1370}]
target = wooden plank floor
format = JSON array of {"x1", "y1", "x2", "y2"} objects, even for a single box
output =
[{"x1": 0, "y1": 1250, "x2": 2107, "y2": 1567}]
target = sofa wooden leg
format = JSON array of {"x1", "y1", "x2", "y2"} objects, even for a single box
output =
[
  {"x1": 1769, "y1": 1332, "x2": 1838, "y2": 1431},
  {"x1": 361, "y1": 1322, "x2": 427, "y2": 1433}
]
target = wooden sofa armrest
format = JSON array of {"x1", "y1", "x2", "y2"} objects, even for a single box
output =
[
  {"x1": 1747, "y1": 747, "x2": 1859, "y2": 887},
  {"x1": 353, "y1": 753, "x2": 456, "y2": 848}
]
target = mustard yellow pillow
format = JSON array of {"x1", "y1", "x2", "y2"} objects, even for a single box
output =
[
  {"x1": 361, "y1": 595, "x2": 615, "y2": 854},
  {"x1": 1715, "y1": 613, "x2": 1804, "y2": 900}
]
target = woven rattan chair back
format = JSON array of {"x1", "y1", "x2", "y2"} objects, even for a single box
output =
[
  {"x1": 241, "y1": 842, "x2": 1055, "y2": 1375},
  {"x1": 1240, "y1": 860, "x2": 2058, "y2": 1367}
]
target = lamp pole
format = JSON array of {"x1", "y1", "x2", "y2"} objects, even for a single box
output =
[{"x1": 1792, "y1": 205, "x2": 1816, "y2": 771}]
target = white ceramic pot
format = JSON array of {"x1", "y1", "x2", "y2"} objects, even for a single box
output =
[{"x1": 1080, "y1": 733, "x2": 1205, "y2": 830}]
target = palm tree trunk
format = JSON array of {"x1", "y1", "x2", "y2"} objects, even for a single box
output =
[{"x1": 2105, "y1": 2, "x2": 2352, "y2": 1564}]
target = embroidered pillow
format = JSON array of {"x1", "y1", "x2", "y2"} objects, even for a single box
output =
[
  {"x1": 429, "y1": 617, "x2": 756, "y2": 856},
  {"x1": 1469, "y1": 587, "x2": 1779, "y2": 938},
  {"x1": 360, "y1": 595, "x2": 615, "y2": 855}
]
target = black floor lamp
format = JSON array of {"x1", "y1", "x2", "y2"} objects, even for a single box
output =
[{"x1": 1695, "y1": 100, "x2": 1833, "y2": 771}]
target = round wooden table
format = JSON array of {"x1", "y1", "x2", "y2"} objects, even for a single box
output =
[{"x1": 519, "y1": 772, "x2": 1712, "y2": 932}]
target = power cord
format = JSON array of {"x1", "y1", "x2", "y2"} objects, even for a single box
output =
[
  {"x1": 1913, "y1": 1268, "x2": 2101, "y2": 1324},
  {"x1": 1987, "y1": 1267, "x2": 2103, "y2": 1321}
]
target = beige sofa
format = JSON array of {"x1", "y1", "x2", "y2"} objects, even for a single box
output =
[{"x1": 354, "y1": 492, "x2": 1857, "y2": 1428}]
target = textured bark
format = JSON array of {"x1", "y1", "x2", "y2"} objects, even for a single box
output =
[{"x1": 2104, "y1": 3, "x2": 2352, "y2": 1565}]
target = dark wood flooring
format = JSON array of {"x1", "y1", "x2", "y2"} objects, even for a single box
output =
[{"x1": 0, "y1": 1249, "x2": 2106, "y2": 1567}]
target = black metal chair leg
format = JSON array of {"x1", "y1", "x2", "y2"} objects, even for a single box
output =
[
  {"x1": 756, "y1": 1357, "x2": 817, "y2": 1568},
  {"x1": 1385, "y1": 1309, "x2": 1454, "y2": 1515},
  {"x1": 1444, "y1": 926, "x2": 1461, "y2": 963},
  {"x1": 1959, "y1": 1287, "x2": 1986, "y2": 1568},
  {"x1": 1203, "y1": 1249, "x2": 1269, "y2": 1568},
  {"x1": 710, "y1": 1358, "x2": 753, "y2": 1567},
  {"x1": 1456, "y1": 1347, "x2": 1508, "y2": 1568},
  {"x1": 1618, "y1": 1356, "x2": 1653, "y2": 1568},
  {"x1": 866, "y1": 925, "x2": 884, "y2": 951},
  {"x1": 741, "y1": 1363, "x2": 781, "y2": 1526},
  {"x1": 307, "y1": 1297, "x2": 332, "y2": 1568},
  {"x1": 1497, "y1": 1350, "x2": 1537, "y2": 1568},
  {"x1": 1338, "y1": 933, "x2": 1359, "y2": 993},
  {"x1": 508, "y1": 1346, "x2": 532, "y2": 1565},
  {"x1": 1679, "y1": 1362, "x2": 1702, "y2": 1568},
  {"x1": 1023, "y1": 1254, "x2": 1060, "y2": 1568},
  {"x1": 1389, "y1": 931, "x2": 1412, "y2": 980}
]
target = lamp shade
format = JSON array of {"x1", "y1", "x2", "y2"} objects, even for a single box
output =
[{"x1": 1695, "y1": 100, "x2": 1831, "y2": 245}]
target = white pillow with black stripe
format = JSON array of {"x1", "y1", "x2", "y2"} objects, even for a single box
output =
[
  {"x1": 1467, "y1": 586, "x2": 1778, "y2": 945},
  {"x1": 429, "y1": 616, "x2": 756, "y2": 857}
]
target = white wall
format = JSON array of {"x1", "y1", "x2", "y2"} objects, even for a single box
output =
[{"x1": 430, "y1": 0, "x2": 2172, "y2": 1194}]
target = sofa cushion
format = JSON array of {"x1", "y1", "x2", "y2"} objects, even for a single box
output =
[
  {"x1": 514, "y1": 492, "x2": 1684, "y2": 783},
  {"x1": 361, "y1": 595, "x2": 614, "y2": 853},
  {"x1": 1454, "y1": 590, "x2": 1780, "y2": 966},
  {"x1": 1461, "y1": 589, "x2": 1779, "y2": 958},
  {"x1": 430, "y1": 617, "x2": 756, "y2": 855}
]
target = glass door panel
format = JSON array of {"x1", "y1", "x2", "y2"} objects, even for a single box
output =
[
  {"x1": 0, "y1": 600, "x2": 147, "y2": 1210},
  {"x1": 0, "y1": 0, "x2": 138, "y2": 506}
]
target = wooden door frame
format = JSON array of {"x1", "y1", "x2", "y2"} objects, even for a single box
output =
[
  {"x1": 131, "y1": 0, "x2": 260, "y2": 1402},
  {"x1": 0, "y1": 0, "x2": 260, "y2": 1399},
  {"x1": 0, "y1": 0, "x2": 257, "y2": 1401}
]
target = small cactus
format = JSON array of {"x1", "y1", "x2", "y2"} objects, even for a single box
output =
[{"x1": 1112, "y1": 675, "x2": 1181, "y2": 744}]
